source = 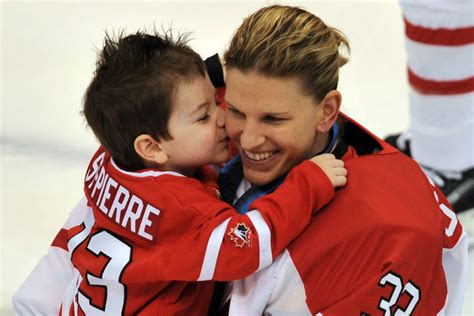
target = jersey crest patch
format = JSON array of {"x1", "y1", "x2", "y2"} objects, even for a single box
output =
[{"x1": 228, "y1": 223, "x2": 252, "y2": 248}]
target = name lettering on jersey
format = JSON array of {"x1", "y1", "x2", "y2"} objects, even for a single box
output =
[
  {"x1": 85, "y1": 152, "x2": 160, "y2": 241},
  {"x1": 228, "y1": 223, "x2": 252, "y2": 248}
]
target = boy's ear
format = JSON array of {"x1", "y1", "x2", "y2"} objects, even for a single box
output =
[
  {"x1": 317, "y1": 90, "x2": 342, "y2": 133},
  {"x1": 134, "y1": 134, "x2": 168, "y2": 165}
]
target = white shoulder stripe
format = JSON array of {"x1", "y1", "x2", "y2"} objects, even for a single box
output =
[
  {"x1": 111, "y1": 158, "x2": 184, "y2": 178},
  {"x1": 67, "y1": 207, "x2": 95, "y2": 256},
  {"x1": 247, "y1": 210, "x2": 273, "y2": 271},
  {"x1": 63, "y1": 197, "x2": 89, "y2": 230},
  {"x1": 198, "y1": 217, "x2": 231, "y2": 281}
]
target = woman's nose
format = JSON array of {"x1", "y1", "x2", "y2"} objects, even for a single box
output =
[{"x1": 240, "y1": 122, "x2": 265, "y2": 150}]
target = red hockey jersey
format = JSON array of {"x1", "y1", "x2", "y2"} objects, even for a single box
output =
[
  {"x1": 14, "y1": 146, "x2": 334, "y2": 315},
  {"x1": 229, "y1": 115, "x2": 468, "y2": 315}
]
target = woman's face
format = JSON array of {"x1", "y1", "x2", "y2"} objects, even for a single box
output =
[{"x1": 225, "y1": 69, "x2": 327, "y2": 186}]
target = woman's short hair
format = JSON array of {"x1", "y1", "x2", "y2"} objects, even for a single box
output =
[{"x1": 224, "y1": 5, "x2": 350, "y2": 102}]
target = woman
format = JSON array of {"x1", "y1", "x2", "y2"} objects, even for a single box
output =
[{"x1": 219, "y1": 5, "x2": 468, "y2": 315}]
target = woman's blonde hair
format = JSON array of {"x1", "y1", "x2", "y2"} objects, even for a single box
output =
[{"x1": 224, "y1": 5, "x2": 350, "y2": 102}]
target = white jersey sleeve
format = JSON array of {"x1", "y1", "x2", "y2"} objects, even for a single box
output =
[
  {"x1": 12, "y1": 247, "x2": 74, "y2": 315},
  {"x1": 439, "y1": 226, "x2": 469, "y2": 314},
  {"x1": 429, "y1": 177, "x2": 470, "y2": 314},
  {"x1": 12, "y1": 197, "x2": 88, "y2": 315}
]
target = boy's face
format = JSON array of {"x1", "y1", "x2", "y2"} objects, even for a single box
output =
[{"x1": 159, "y1": 74, "x2": 230, "y2": 176}]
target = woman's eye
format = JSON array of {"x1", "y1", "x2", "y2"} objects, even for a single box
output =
[
  {"x1": 198, "y1": 114, "x2": 210, "y2": 122},
  {"x1": 264, "y1": 115, "x2": 284, "y2": 123}
]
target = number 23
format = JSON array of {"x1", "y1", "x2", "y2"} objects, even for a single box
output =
[{"x1": 68, "y1": 211, "x2": 132, "y2": 315}]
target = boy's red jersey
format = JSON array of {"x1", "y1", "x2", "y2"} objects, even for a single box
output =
[{"x1": 52, "y1": 147, "x2": 333, "y2": 315}]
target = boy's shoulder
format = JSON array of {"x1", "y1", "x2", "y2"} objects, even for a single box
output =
[
  {"x1": 83, "y1": 148, "x2": 222, "y2": 242},
  {"x1": 84, "y1": 147, "x2": 220, "y2": 216}
]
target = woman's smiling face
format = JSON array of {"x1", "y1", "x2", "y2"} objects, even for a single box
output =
[{"x1": 225, "y1": 69, "x2": 327, "y2": 186}]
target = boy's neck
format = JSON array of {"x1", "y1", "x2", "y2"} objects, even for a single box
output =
[
  {"x1": 175, "y1": 167, "x2": 198, "y2": 177},
  {"x1": 143, "y1": 160, "x2": 197, "y2": 177}
]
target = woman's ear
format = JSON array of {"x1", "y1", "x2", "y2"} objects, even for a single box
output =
[
  {"x1": 134, "y1": 134, "x2": 168, "y2": 166},
  {"x1": 317, "y1": 90, "x2": 342, "y2": 133}
]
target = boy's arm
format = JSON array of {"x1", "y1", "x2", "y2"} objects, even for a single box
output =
[
  {"x1": 161, "y1": 160, "x2": 337, "y2": 281},
  {"x1": 12, "y1": 197, "x2": 87, "y2": 315}
]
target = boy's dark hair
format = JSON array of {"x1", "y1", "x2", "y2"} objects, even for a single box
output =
[{"x1": 83, "y1": 30, "x2": 206, "y2": 170}]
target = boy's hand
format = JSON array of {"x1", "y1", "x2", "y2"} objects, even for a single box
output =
[{"x1": 310, "y1": 154, "x2": 347, "y2": 188}]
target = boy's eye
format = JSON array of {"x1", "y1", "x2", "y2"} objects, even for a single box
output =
[{"x1": 229, "y1": 108, "x2": 243, "y2": 117}]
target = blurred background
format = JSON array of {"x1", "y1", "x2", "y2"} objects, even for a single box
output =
[{"x1": 1, "y1": 0, "x2": 471, "y2": 314}]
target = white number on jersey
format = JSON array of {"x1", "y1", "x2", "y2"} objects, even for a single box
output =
[
  {"x1": 77, "y1": 230, "x2": 132, "y2": 315},
  {"x1": 378, "y1": 271, "x2": 420, "y2": 316},
  {"x1": 66, "y1": 209, "x2": 132, "y2": 315}
]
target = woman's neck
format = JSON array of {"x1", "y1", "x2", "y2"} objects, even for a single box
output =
[
  {"x1": 311, "y1": 124, "x2": 341, "y2": 156},
  {"x1": 311, "y1": 132, "x2": 330, "y2": 157}
]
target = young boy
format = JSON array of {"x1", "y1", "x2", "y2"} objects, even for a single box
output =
[{"x1": 13, "y1": 31, "x2": 347, "y2": 315}]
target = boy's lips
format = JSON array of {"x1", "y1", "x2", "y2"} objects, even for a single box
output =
[{"x1": 219, "y1": 136, "x2": 229, "y2": 143}]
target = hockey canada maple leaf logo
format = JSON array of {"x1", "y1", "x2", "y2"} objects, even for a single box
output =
[{"x1": 228, "y1": 223, "x2": 252, "y2": 248}]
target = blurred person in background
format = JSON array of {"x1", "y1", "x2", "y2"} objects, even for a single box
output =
[{"x1": 385, "y1": 0, "x2": 474, "y2": 233}]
